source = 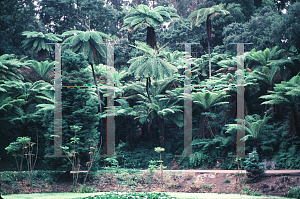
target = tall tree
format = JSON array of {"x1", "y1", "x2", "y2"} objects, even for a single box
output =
[
  {"x1": 127, "y1": 41, "x2": 178, "y2": 103},
  {"x1": 188, "y1": 4, "x2": 229, "y2": 79},
  {"x1": 62, "y1": 30, "x2": 111, "y2": 113},
  {"x1": 43, "y1": 50, "x2": 101, "y2": 171},
  {"x1": 121, "y1": 4, "x2": 180, "y2": 101}
]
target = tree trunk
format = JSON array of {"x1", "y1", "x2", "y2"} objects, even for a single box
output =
[
  {"x1": 146, "y1": 26, "x2": 157, "y2": 50},
  {"x1": 90, "y1": 63, "x2": 102, "y2": 113},
  {"x1": 197, "y1": 115, "x2": 206, "y2": 139},
  {"x1": 37, "y1": 49, "x2": 47, "y2": 62},
  {"x1": 148, "y1": 114, "x2": 152, "y2": 140},
  {"x1": 291, "y1": 105, "x2": 300, "y2": 138},
  {"x1": 159, "y1": 117, "x2": 165, "y2": 147},
  {"x1": 208, "y1": 40, "x2": 211, "y2": 79},
  {"x1": 146, "y1": 77, "x2": 152, "y2": 103}
]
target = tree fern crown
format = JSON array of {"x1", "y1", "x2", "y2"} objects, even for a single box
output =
[{"x1": 121, "y1": 4, "x2": 180, "y2": 31}]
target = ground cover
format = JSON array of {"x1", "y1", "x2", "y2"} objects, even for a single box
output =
[{"x1": 1, "y1": 168, "x2": 299, "y2": 198}]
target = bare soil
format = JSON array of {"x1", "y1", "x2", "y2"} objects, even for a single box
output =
[{"x1": 1, "y1": 169, "x2": 300, "y2": 198}]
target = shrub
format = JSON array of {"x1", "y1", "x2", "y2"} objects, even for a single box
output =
[
  {"x1": 223, "y1": 179, "x2": 231, "y2": 183},
  {"x1": 287, "y1": 186, "x2": 300, "y2": 199},
  {"x1": 79, "y1": 185, "x2": 97, "y2": 193},
  {"x1": 252, "y1": 191, "x2": 261, "y2": 196},
  {"x1": 244, "y1": 150, "x2": 266, "y2": 179},
  {"x1": 242, "y1": 186, "x2": 252, "y2": 195}
]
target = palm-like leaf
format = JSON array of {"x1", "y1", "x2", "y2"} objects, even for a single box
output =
[
  {"x1": 26, "y1": 60, "x2": 55, "y2": 83},
  {"x1": 0, "y1": 54, "x2": 27, "y2": 81},
  {"x1": 22, "y1": 31, "x2": 62, "y2": 52},
  {"x1": 259, "y1": 75, "x2": 300, "y2": 137},
  {"x1": 184, "y1": 90, "x2": 229, "y2": 112},
  {"x1": 128, "y1": 41, "x2": 177, "y2": 80},
  {"x1": 187, "y1": 4, "x2": 229, "y2": 30},
  {"x1": 226, "y1": 110, "x2": 272, "y2": 144},
  {"x1": 121, "y1": 4, "x2": 180, "y2": 31},
  {"x1": 62, "y1": 30, "x2": 111, "y2": 64}
]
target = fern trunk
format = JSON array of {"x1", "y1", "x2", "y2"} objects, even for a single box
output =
[
  {"x1": 291, "y1": 105, "x2": 300, "y2": 138},
  {"x1": 90, "y1": 63, "x2": 102, "y2": 113},
  {"x1": 37, "y1": 49, "x2": 47, "y2": 62},
  {"x1": 146, "y1": 27, "x2": 157, "y2": 50},
  {"x1": 159, "y1": 117, "x2": 165, "y2": 148},
  {"x1": 146, "y1": 77, "x2": 152, "y2": 103}
]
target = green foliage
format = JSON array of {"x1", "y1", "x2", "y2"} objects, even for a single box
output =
[
  {"x1": 188, "y1": 4, "x2": 230, "y2": 30},
  {"x1": 128, "y1": 41, "x2": 177, "y2": 80},
  {"x1": 79, "y1": 185, "x2": 97, "y2": 193},
  {"x1": 0, "y1": 54, "x2": 26, "y2": 81},
  {"x1": 274, "y1": 138, "x2": 300, "y2": 169},
  {"x1": 62, "y1": 30, "x2": 111, "y2": 65},
  {"x1": 244, "y1": 150, "x2": 266, "y2": 179},
  {"x1": 104, "y1": 157, "x2": 120, "y2": 168},
  {"x1": 241, "y1": 186, "x2": 252, "y2": 195},
  {"x1": 121, "y1": 148, "x2": 161, "y2": 169},
  {"x1": 226, "y1": 109, "x2": 272, "y2": 142},
  {"x1": 287, "y1": 186, "x2": 300, "y2": 199},
  {"x1": 148, "y1": 160, "x2": 160, "y2": 175},
  {"x1": 121, "y1": 4, "x2": 180, "y2": 31},
  {"x1": 25, "y1": 60, "x2": 55, "y2": 83},
  {"x1": 260, "y1": 74, "x2": 300, "y2": 137},
  {"x1": 43, "y1": 50, "x2": 101, "y2": 171},
  {"x1": 22, "y1": 31, "x2": 62, "y2": 52},
  {"x1": 252, "y1": 191, "x2": 261, "y2": 196},
  {"x1": 223, "y1": 179, "x2": 231, "y2": 183},
  {"x1": 187, "y1": 89, "x2": 229, "y2": 111}
]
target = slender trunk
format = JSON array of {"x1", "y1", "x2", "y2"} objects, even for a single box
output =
[
  {"x1": 90, "y1": 63, "x2": 102, "y2": 113},
  {"x1": 159, "y1": 117, "x2": 165, "y2": 147},
  {"x1": 37, "y1": 49, "x2": 47, "y2": 62},
  {"x1": 148, "y1": 115, "x2": 152, "y2": 140},
  {"x1": 208, "y1": 40, "x2": 211, "y2": 79},
  {"x1": 146, "y1": 77, "x2": 152, "y2": 103},
  {"x1": 292, "y1": 105, "x2": 300, "y2": 138}
]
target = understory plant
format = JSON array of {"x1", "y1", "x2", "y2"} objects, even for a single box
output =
[
  {"x1": 54, "y1": 125, "x2": 102, "y2": 186},
  {"x1": 244, "y1": 150, "x2": 266, "y2": 180},
  {"x1": 5, "y1": 135, "x2": 38, "y2": 186},
  {"x1": 154, "y1": 147, "x2": 167, "y2": 184},
  {"x1": 287, "y1": 186, "x2": 300, "y2": 199},
  {"x1": 83, "y1": 137, "x2": 102, "y2": 184}
]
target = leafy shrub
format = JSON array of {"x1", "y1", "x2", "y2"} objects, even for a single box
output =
[
  {"x1": 121, "y1": 148, "x2": 161, "y2": 169},
  {"x1": 287, "y1": 186, "x2": 300, "y2": 199},
  {"x1": 79, "y1": 185, "x2": 97, "y2": 193},
  {"x1": 223, "y1": 179, "x2": 231, "y2": 183},
  {"x1": 252, "y1": 191, "x2": 261, "y2": 196},
  {"x1": 201, "y1": 184, "x2": 212, "y2": 192},
  {"x1": 242, "y1": 186, "x2": 252, "y2": 195},
  {"x1": 244, "y1": 150, "x2": 266, "y2": 179},
  {"x1": 274, "y1": 140, "x2": 300, "y2": 169}
]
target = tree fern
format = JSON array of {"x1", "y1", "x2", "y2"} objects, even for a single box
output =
[
  {"x1": 22, "y1": 31, "x2": 62, "y2": 61},
  {"x1": 121, "y1": 4, "x2": 179, "y2": 31}
]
